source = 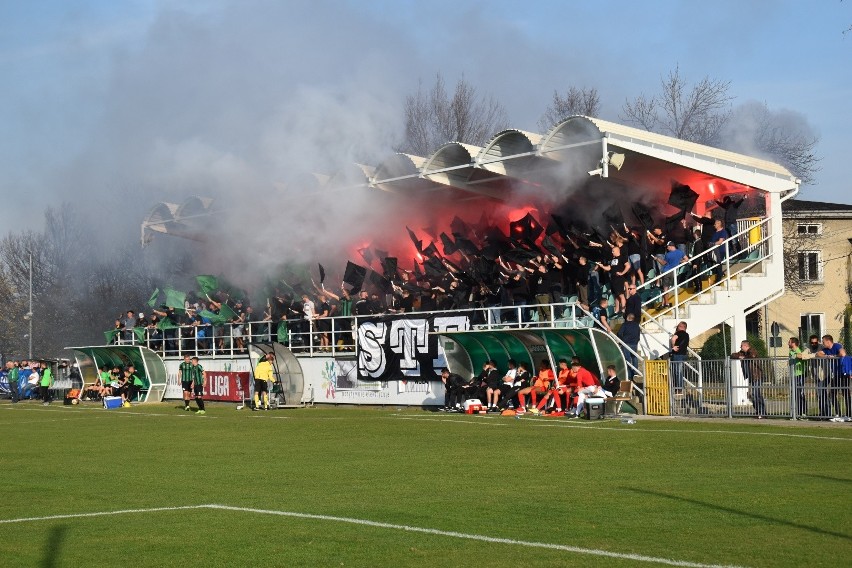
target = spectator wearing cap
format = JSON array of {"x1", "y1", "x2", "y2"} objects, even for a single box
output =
[{"x1": 654, "y1": 241, "x2": 688, "y2": 308}]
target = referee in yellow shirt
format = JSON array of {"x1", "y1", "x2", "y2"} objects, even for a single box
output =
[{"x1": 253, "y1": 352, "x2": 276, "y2": 411}]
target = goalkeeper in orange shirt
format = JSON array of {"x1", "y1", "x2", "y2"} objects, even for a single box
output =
[
  {"x1": 516, "y1": 359, "x2": 553, "y2": 415},
  {"x1": 533, "y1": 359, "x2": 573, "y2": 414}
]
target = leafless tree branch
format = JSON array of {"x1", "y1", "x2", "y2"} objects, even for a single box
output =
[
  {"x1": 399, "y1": 73, "x2": 509, "y2": 156},
  {"x1": 537, "y1": 87, "x2": 600, "y2": 132}
]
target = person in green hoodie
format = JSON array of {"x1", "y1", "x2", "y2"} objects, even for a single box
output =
[
  {"x1": 39, "y1": 362, "x2": 53, "y2": 406},
  {"x1": 5, "y1": 361, "x2": 19, "y2": 403}
]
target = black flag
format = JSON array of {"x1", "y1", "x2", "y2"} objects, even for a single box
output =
[
  {"x1": 357, "y1": 247, "x2": 375, "y2": 266},
  {"x1": 631, "y1": 202, "x2": 656, "y2": 231},
  {"x1": 542, "y1": 235, "x2": 560, "y2": 256},
  {"x1": 368, "y1": 270, "x2": 393, "y2": 294},
  {"x1": 509, "y1": 213, "x2": 543, "y2": 241},
  {"x1": 602, "y1": 202, "x2": 624, "y2": 226},
  {"x1": 318, "y1": 263, "x2": 326, "y2": 284},
  {"x1": 550, "y1": 214, "x2": 570, "y2": 238},
  {"x1": 406, "y1": 226, "x2": 423, "y2": 253},
  {"x1": 343, "y1": 261, "x2": 367, "y2": 290},
  {"x1": 382, "y1": 257, "x2": 398, "y2": 279},
  {"x1": 450, "y1": 216, "x2": 469, "y2": 237},
  {"x1": 422, "y1": 241, "x2": 439, "y2": 258},
  {"x1": 440, "y1": 233, "x2": 457, "y2": 255},
  {"x1": 423, "y1": 258, "x2": 446, "y2": 278},
  {"x1": 668, "y1": 182, "x2": 699, "y2": 212},
  {"x1": 455, "y1": 236, "x2": 479, "y2": 256}
]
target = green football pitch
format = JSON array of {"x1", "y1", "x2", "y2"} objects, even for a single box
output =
[{"x1": 1, "y1": 402, "x2": 850, "y2": 567}]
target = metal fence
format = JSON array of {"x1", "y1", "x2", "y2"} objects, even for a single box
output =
[
  {"x1": 645, "y1": 356, "x2": 851, "y2": 420},
  {"x1": 110, "y1": 302, "x2": 597, "y2": 359}
]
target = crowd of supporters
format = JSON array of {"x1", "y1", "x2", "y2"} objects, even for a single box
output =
[{"x1": 106, "y1": 196, "x2": 749, "y2": 356}]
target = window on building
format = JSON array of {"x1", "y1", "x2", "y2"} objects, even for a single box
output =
[
  {"x1": 796, "y1": 223, "x2": 821, "y2": 235},
  {"x1": 800, "y1": 313, "x2": 824, "y2": 339},
  {"x1": 797, "y1": 251, "x2": 821, "y2": 281}
]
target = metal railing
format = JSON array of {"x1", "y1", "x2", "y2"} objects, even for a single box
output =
[
  {"x1": 645, "y1": 356, "x2": 851, "y2": 420},
  {"x1": 110, "y1": 301, "x2": 601, "y2": 359}
]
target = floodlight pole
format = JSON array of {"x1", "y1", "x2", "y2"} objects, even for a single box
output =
[{"x1": 28, "y1": 252, "x2": 33, "y2": 360}]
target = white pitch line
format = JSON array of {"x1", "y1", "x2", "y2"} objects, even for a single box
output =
[
  {"x1": 520, "y1": 420, "x2": 852, "y2": 441},
  {"x1": 0, "y1": 406, "x2": 213, "y2": 419},
  {"x1": 389, "y1": 413, "x2": 851, "y2": 441},
  {"x1": 0, "y1": 416, "x2": 107, "y2": 426},
  {"x1": 0, "y1": 505, "x2": 208, "y2": 525},
  {"x1": 390, "y1": 416, "x2": 506, "y2": 426},
  {"x1": 0, "y1": 502, "x2": 750, "y2": 567},
  {"x1": 244, "y1": 414, "x2": 292, "y2": 419},
  {"x1": 205, "y1": 504, "x2": 747, "y2": 568}
]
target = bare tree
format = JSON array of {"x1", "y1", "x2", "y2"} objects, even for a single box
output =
[
  {"x1": 622, "y1": 67, "x2": 820, "y2": 182},
  {"x1": 621, "y1": 66, "x2": 733, "y2": 145},
  {"x1": 399, "y1": 73, "x2": 509, "y2": 156},
  {"x1": 537, "y1": 87, "x2": 600, "y2": 132},
  {"x1": 0, "y1": 267, "x2": 24, "y2": 355},
  {"x1": 750, "y1": 104, "x2": 820, "y2": 185}
]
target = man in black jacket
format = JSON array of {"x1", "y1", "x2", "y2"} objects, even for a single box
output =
[
  {"x1": 439, "y1": 367, "x2": 466, "y2": 411},
  {"x1": 689, "y1": 229, "x2": 709, "y2": 291},
  {"x1": 617, "y1": 313, "x2": 641, "y2": 377}
]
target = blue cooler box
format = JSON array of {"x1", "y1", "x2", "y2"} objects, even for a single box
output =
[{"x1": 103, "y1": 396, "x2": 123, "y2": 409}]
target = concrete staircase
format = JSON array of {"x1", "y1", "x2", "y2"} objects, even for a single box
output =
[{"x1": 635, "y1": 212, "x2": 784, "y2": 359}]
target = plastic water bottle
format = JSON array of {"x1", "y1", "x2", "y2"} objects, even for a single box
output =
[{"x1": 621, "y1": 418, "x2": 636, "y2": 425}]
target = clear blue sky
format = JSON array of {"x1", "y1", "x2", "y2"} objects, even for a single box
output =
[{"x1": 1, "y1": 0, "x2": 850, "y2": 223}]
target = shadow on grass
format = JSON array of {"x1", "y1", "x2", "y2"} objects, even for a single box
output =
[
  {"x1": 800, "y1": 473, "x2": 852, "y2": 485},
  {"x1": 41, "y1": 524, "x2": 67, "y2": 568},
  {"x1": 624, "y1": 487, "x2": 850, "y2": 541}
]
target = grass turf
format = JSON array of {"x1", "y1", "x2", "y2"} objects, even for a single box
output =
[{"x1": 1, "y1": 402, "x2": 850, "y2": 567}]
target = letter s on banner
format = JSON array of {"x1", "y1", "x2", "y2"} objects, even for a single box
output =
[{"x1": 358, "y1": 322, "x2": 387, "y2": 378}]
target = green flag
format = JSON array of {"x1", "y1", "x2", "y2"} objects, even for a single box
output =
[
  {"x1": 196, "y1": 275, "x2": 218, "y2": 297},
  {"x1": 218, "y1": 303, "x2": 238, "y2": 321},
  {"x1": 164, "y1": 287, "x2": 186, "y2": 310},
  {"x1": 199, "y1": 309, "x2": 228, "y2": 326},
  {"x1": 157, "y1": 317, "x2": 177, "y2": 331},
  {"x1": 133, "y1": 327, "x2": 146, "y2": 343},
  {"x1": 104, "y1": 329, "x2": 120, "y2": 343},
  {"x1": 147, "y1": 288, "x2": 160, "y2": 308},
  {"x1": 277, "y1": 321, "x2": 288, "y2": 343}
]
